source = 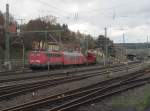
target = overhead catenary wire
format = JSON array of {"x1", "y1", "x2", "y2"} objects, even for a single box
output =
[
  {"x1": 78, "y1": 0, "x2": 140, "y2": 14},
  {"x1": 34, "y1": 0, "x2": 77, "y2": 24},
  {"x1": 36, "y1": 0, "x2": 71, "y2": 15}
]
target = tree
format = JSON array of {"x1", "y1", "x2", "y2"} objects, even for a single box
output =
[
  {"x1": 40, "y1": 15, "x2": 57, "y2": 25},
  {"x1": 86, "y1": 34, "x2": 96, "y2": 49},
  {"x1": 96, "y1": 35, "x2": 116, "y2": 57},
  {"x1": 96, "y1": 35, "x2": 106, "y2": 50},
  {"x1": 25, "y1": 18, "x2": 47, "y2": 31},
  {"x1": 21, "y1": 16, "x2": 97, "y2": 50}
]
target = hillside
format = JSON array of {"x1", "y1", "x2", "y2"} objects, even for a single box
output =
[{"x1": 117, "y1": 43, "x2": 150, "y2": 49}]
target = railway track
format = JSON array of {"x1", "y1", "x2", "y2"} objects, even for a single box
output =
[
  {"x1": 0, "y1": 61, "x2": 137, "y2": 77},
  {"x1": 0, "y1": 63, "x2": 124, "y2": 77},
  {"x1": 49, "y1": 78, "x2": 147, "y2": 111},
  {"x1": 0, "y1": 68, "x2": 33, "y2": 76},
  {"x1": 1, "y1": 67, "x2": 149, "y2": 111},
  {"x1": 0, "y1": 61, "x2": 141, "y2": 77},
  {"x1": 0, "y1": 63, "x2": 141, "y2": 101},
  {"x1": 0, "y1": 63, "x2": 143, "y2": 83}
]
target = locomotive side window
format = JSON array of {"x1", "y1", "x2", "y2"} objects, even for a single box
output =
[{"x1": 56, "y1": 54, "x2": 61, "y2": 57}]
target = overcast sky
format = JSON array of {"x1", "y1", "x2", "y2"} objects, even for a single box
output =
[{"x1": 1, "y1": 0, "x2": 150, "y2": 43}]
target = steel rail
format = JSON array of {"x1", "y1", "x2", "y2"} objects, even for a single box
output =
[
  {"x1": 0, "y1": 64, "x2": 139, "y2": 100},
  {"x1": 1, "y1": 68, "x2": 148, "y2": 111},
  {"x1": 0, "y1": 63, "x2": 142, "y2": 83}
]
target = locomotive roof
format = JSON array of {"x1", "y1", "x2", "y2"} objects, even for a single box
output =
[{"x1": 30, "y1": 50, "x2": 83, "y2": 56}]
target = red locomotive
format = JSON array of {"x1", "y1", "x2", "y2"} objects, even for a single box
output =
[{"x1": 28, "y1": 50, "x2": 96, "y2": 69}]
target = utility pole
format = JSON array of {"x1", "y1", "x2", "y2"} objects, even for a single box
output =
[
  {"x1": 4, "y1": 4, "x2": 11, "y2": 70},
  {"x1": 21, "y1": 19, "x2": 25, "y2": 70},
  {"x1": 147, "y1": 35, "x2": 149, "y2": 49},
  {"x1": 123, "y1": 33, "x2": 125, "y2": 43},
  {"x1": 45, "y1": 31, "x2": 50, "y2": 71},
  {"x1": 104, "y1": 27, "x2": 111, "y2": 77},
  {"x1": 104, "y1": 27, "x2": 108, "y2": 66},
  {"x1": 86, "y1": 36, "x2": 88, "y2": 54},
  {"x1": 17, "y1": 18, "x2": 25, "y2": 70},
  {"x1": 83, "y1": 33, "x2": 86, "y2": 55},
  {"x1": 17, "y1": 19, "x2": 25, "y2": 26},
  {"x1": 58, "y1": 31, "x2": 62, "y2": 50},
  {"x1": 123, "y1": 33, "x2": 128, "y2": 72},
  {"x1": 147, "y1": 35, "x2": 149, "y2": 62},
  {"x1": 123, "y1": 33, "x2": 125, "y2": 61},
  {"x1": 86, "y1": 35, "x2": 89, "y2": 66},
  {"x1": 45, "y1": 31, "x2": 48, "y2": 50}
]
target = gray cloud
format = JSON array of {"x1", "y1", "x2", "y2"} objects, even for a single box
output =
[{"x1": 0, "y1": 0, "x2": 150, "y2": 43}]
